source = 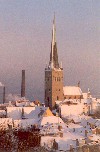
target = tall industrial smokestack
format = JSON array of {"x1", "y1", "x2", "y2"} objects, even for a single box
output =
[
  {"x1": 3, "y1": 86, "x2": 5, "y2": 104},
  {"x1": 21, "y1": 70, "x2": 25, "y2": 97}
]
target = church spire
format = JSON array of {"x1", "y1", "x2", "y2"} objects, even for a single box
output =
[
  {"x1": 49, "y1": 14, "x2": 59, "y2": 69},
  {"x1": 52, "y1": 13, "x2": 56, "y2": 46}
]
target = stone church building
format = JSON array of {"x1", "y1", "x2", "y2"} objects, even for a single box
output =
[{"x1": 45, "y1": 15, "x2": 83, "y2": 110}]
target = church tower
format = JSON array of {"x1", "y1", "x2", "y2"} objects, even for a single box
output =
[{"x1": 45, "y1": 15, "x2": 64, "y2": 110}]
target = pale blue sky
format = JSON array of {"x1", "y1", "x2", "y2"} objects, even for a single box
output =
[{"x1": 0, "y1": 0, "x2": 100, "y2": 101}]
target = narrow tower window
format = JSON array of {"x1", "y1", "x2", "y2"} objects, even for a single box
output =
[
  {"x1": 47, "y1": 97, "x2": 49, "y2": 107},
  {"x1": 57, "y1": 96, "x2": 59, "y2": 100}
]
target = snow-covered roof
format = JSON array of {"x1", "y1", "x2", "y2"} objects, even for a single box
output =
[
  {"x1": 95, "y1": 119, "x2": 100, "y2": 128},
  {"x1": 88, "y1": 118, "x2": 97, "y2": 124},
  {"x1": 0, "y1": 103, "x2": 9, "y2": 107},
  {"x1": 14, "y1": 118, "x2": 38, "y2": 128},
  {"x1": 16, "y1": 100, "x2": 30, "y2": 107},
  {"x1": 60, "y1": 104, "x2": 83, "y2": 117},
  {"x1": 68, "y1": 123, "x2": 83, "y2": 129},
  {"x1": 30, "y1": 102, "x2": 35, "y2": 107},
  {"x1": 41, "y1": 132, "x2": 85, "y2": 151},
  {"x1": 89, "y1": 134, "x2": 100, "y2": 142},
  {"x1": 22, "y1": 107, "x2": 36, "y2": 119},
  {"x1": 0, "y1": 110, "x2": 6, "y2": 116},
  {"x1": 6, "y1": 106, "x2": 50, "y2": 120},
  {"x1": 7, "y1": 107, "x2": 22, "y2": 119},
  {"x1": 40, "y1": 116, "x2": 64, "y2": 126},
  {"x1": 83, "y1": 98, "x2": 92, "y2": 104},
  {"x1": 63, "y1": 86, "x2": 82, "y2": 96},
  {"x1": 71, "y1": 116, "x2": 81, "y2": 123}
]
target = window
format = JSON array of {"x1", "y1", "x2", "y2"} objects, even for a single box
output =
[
  {"x1": 47, "y1": 97, "x2": 49, "y2": 101},
  {"x1": 57, "y1": 96, "x2": 59, "y2": 100}
]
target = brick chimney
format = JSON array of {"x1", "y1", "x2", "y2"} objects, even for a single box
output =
[{"x1": 21, "y1": 70, "x2": 25, "y2": 97}]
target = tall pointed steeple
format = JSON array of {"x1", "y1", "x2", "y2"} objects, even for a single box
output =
[
  {"x1": 52, "y1": 13, "x2": 56, "y2": 48},
  {"x1": 45, "y1": 14, "x2": 64, "y2": 110},
  {"x1": 49, "y1": 14, "x2": 59, "y2": 69}
]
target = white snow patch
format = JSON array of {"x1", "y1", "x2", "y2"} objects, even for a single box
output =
[
  {"x1": 40, "y1": 116, "x2": 64, "y2": 126},
  {"x1": 63, "y1": 86, "x2": 82, "y2": 96}
]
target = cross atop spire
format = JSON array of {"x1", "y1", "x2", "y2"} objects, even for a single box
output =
[{"x1": 49, "y1": 14, "x2": 59, "y2": 69}]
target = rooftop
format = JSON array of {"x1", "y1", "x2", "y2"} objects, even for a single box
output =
[{"x1": 63, "y1": 86, "x2": 82, "y2": 96}]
